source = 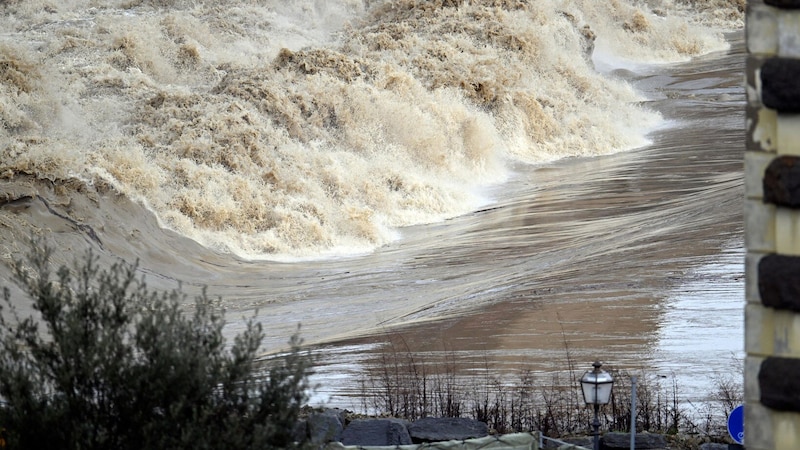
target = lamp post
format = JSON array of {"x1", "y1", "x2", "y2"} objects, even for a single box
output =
[{"x1": 580, "y1": 361, "x2": 614, "y2": 450}]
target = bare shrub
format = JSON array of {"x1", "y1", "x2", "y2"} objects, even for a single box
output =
[{"x1": 358, "y1": 338, "x2": 741, "y2": 443}]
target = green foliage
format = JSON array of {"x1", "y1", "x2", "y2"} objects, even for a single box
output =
[{"x1": 0, "y1": 242, "x2": 312, "y2": 449}]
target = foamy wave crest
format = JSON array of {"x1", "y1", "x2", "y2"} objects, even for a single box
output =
[{"x1": 0, "y1": 0, "x2": 741, "y2": 259}]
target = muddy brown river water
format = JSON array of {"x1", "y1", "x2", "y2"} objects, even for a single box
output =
[
  {"x1": 306, "y1": 35, "x2": 745, "y2": 408},
  {"x1": 0, "y1": 3, "x2": 745, "y2": 413}
]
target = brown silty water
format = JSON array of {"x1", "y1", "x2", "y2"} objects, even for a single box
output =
[{"x1": 308, "y1": 36, "x2": 745, "y2": 407}]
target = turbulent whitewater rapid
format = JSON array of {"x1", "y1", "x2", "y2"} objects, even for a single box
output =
[{"x1": 2, "y1": 0, "x2": 740, "y2": 258}]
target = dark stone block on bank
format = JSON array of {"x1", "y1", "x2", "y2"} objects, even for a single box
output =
[
  {"x1": 699, "y1": 443, "x2": 730, "y2": 450},
  {"x1": 761, "y1": 58, "x2": 800, "y2": 113},
  {"x1": 600, "y1": 432, "x2": 667, "y2": 449},
  {"x1": 765, "y1": 0, "x2": 800, "y2": 8},
  {"x1": 758, "y1": 254, "x2": 800, "y2": 312},
  {"x1": 292, "y1": 420, "x2": 309, "y2": 444},
  {"x1": 407, "y1": 417, "x2": 489, "y2": 443},
  {"x1": 339, "y1": 418, "x2": 412, "y2": 446},
  {"x1": 307, "y1": 409, "x2": 347, "y2": 445},
  {"x1": 700, "y1": 442, "x2": 744, "y2": 450},
  {"x1": 764, "y1": 156, "x2": 800, "y2": 207},
  {"x1": 760, "y1": 356, "x2": 800, "y2": 411}
]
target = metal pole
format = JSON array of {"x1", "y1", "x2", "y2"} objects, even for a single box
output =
[
  {"x1": 630, "y1": 376, "x2": 637, "y2": 450},
  {"x1": 593, "y1": 403, "x2": 600, "y2": 450}
]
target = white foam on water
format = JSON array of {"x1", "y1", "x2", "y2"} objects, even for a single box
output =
[
  {"x1": 0, "y1": 0, "x2": 742, "y2": 260},
  {"x1": 654, "y1": 240, "x2": 745, "y2": 402}
]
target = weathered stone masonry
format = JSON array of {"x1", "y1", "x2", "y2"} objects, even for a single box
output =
[{"x1": 746, "y1": 1, "x2": 800, "y2": 449}]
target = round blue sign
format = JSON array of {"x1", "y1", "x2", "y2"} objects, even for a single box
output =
[{"x1": 728, "y1": 404, "x2": 744, "y2": 444}]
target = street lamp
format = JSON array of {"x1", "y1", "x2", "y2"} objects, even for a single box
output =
[{"x1": 580, "y1": 361, "x2": 614, "y2": 450}]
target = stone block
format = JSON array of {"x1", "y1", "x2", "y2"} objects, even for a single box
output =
[
  {"x1": 698, "y1": 444, "x2": 727, "y2": 450},
  {"x1": 754, "y1": 107, "x2": 779, "y2": 151},
  {"x1": 763, "y1": 155, "x2": 800, "y2": 205},
  {"x1": 773, "y1": 309, "x2": 800, "y2": 355},
  {"x1": 759, "y1": 253, "x2": 800, "y2": 310},
  {"x1": 746, "y1": 356, "x2": 765, "y2": 403},
  {"x1": 759, "y1": 356, "x2": 800, "y2": 410},
  {"x1": 778, "y1": 11, "x2": 800, "y2": 57},
  {"x1": 339, "y1": 418, "x2": 412, "y2": 447},
  {"x1": 747, "y1": 302, "x2": 800, "y2": 356},
  {"x1": 775, "y1": 208, "x2": 800, "y2": 254},
  {"x1": 745, "y1": 401, "x2": 774, "y2": 450},
  {"x1": 746, "y1": 303, "x2": 773, "y2": 355},
  {"x1": 765, "y1": 0, "x2": 800, "y2": 9},
  {"x1": 746, "y1": 152, "x2": 772, "y2": 199},
  {"x1": 407, "y1": 417, "x2": 488, "y2": 443},
  {"x1": 292, "y1": 419, "x2": 309, "y2": 444},
  {"x1": 747, "y1": 105, "x2": 779, "y2": 151},
  {"x1": 777, "y1": 114, "x2": 800, "y2": 155},
  {"x1": 745, "y1": 200, "x2": 776, "y2": 252},
  {"x1": 761, "y1": 58, "x2": 800, "y2": 112},
  {"x1": 743, "y1": 402, "x2": 800, "y2": 450},
  {"x1": 747, "y1": 56, "x2": 767, "y2": 107},
  {"x1": 748, "y1": 2, "x2": 779, "y2": 55},
  {"x1": 746, "y1": 251, "x2": 766, "y2": 303},
  {"x1": 307, "y1": 409, "x2": 346, "y2": 444},
  {"x1": 774, "y1": 412, "x2": 800, "y2": 448}
]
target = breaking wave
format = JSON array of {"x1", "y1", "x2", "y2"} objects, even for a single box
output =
[{"x1": 0, "y1": 0, "x2": 742, "y2": 259}]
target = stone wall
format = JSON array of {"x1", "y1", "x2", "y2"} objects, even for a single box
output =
[{"x1": 745, "y1": 1, "x2": 800, "y2": 449}]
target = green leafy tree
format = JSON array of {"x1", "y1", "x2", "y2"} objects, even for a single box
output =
[{"x1": 0, "y1": 242, "x2": 312, "y2": 449}]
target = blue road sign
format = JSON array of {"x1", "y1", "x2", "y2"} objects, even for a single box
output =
[{"x1": 728, "y1": 404, "x2": 744, "y2": 444}]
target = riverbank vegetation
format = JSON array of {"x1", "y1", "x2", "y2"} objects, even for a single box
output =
[
  {"x1": 0, "y1": 242, "x2": 313, "y2": 450},
  {"x1": 356, "y1": 334, "x2": 743, "y2": 448}
]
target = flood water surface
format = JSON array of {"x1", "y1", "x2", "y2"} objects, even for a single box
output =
[
  {"x1": 0, "y1": 1, "x2": 745, "y2": 412},
  {"x1": 307, "y1": 37, "x2": 745, "y2": 408}
]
